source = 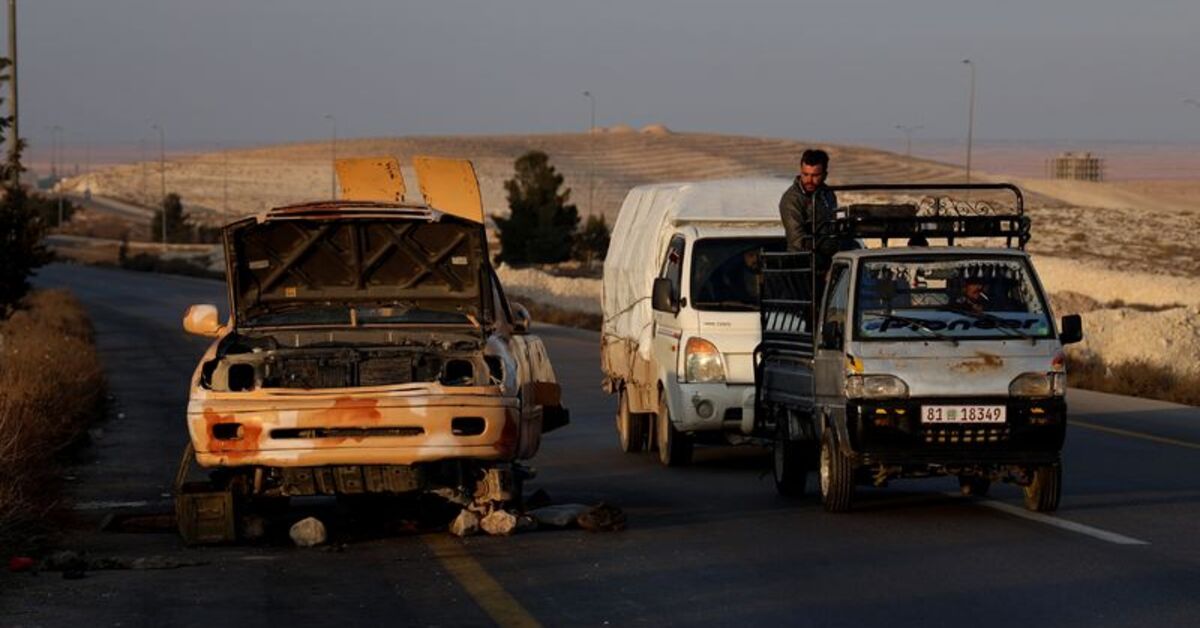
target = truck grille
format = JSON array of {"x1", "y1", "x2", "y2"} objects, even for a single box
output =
[{"x1": 923, "y1": 425, "x2": 1010, "y2": 445}]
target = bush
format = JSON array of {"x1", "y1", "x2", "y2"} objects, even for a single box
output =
[
  {"x1": 573, "y1": 214, "x2": 611, "y2": 263},
  {"x1": 494, "y1": 151, "x2": 580, "y2": 264},
  {"x1": 0, "y1": 290, "x2": 105, "y2": 545},
  {"x1": 1067, "y1": 350, "x2": 1200, "y2": 406}
]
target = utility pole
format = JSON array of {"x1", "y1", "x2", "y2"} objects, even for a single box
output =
[
  {"x1": 324, "y1": 114, "x2": 336, "y2": 199},
  {"x1": 962, "y1": 59, "x2": 976, "y2": 184},
  {"x1": 582, "y1": 90, "x2": 595, "y2": 218},
  {"x1": 139, "y1": 138, "x2": 147, "y2": 205},
  {"x1": 7, "y1": 0, "x2": 18, "y2": 183},
  {"x1": 222, "y1": 144, "x2": 229, "y2": 213},
  {"x1": 895, "y1": 124, "x2": 923, "y2": 159},
  {"x1": 151, "y1": 123, "x2": 166, "y2": 249},
  {"x1": 51, "y1": 125, "x2": 63, "y2": 224}
]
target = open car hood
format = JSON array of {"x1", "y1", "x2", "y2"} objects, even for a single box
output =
[{"x1": 223, "y1": 208, "x2": 490, "y2": 329}]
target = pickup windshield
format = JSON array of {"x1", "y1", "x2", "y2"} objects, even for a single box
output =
[
  {"x1": 854, "y1": 256, "x2": 1053, "y2": 341},
  {"x1": 690, "y1": 237, "x2": 786, "y2": 311}
]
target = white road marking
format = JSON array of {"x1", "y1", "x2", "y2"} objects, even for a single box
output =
[{"x1": 960, "y1": 494, "x2": 1149, "y2": 545}]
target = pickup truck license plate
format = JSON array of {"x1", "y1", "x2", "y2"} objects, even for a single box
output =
[{"x1": 921, "y1": 405, "x2": 1006, "y2": 424}]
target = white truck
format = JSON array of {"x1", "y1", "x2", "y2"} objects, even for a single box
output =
[{"x1": 601, "y1": 178, "x2": 790, "y2": 466}]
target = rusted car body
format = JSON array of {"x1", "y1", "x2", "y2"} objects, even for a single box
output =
[{"x1": 178, "y1": 158, "x2": 565, "y2": 536}]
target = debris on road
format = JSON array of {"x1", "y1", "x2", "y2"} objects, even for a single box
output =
[
  {"x1": 480, "y1": 510, "x2": 519, "y2": 536},
  {"x1": 578, "y1": 503, "x2": 627, "y2": 532},
  {"x1": 529, "y1": 504, "x2": 590, "y2": 528},
  {"x1": 448, "y1": 510, "x2": 480, "y2": 537},
  {"x1": 289, "y1": 517, "x2": 327, "y2": 547},
  {"x1": 35, "y1": 550, "x2": 208, "y2": 578}
]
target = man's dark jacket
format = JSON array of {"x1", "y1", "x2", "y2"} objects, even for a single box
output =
[{"x1": 778, "y1": 179, "x2": 838, "y2": 252}]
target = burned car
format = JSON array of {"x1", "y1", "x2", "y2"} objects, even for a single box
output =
[{"x1": 177, "y1": 157, "x2": 567, "y2": 542}]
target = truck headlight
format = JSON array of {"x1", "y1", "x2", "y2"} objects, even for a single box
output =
[
  {"x1": 684, "y1": 337, "x2": 725, "y2": 383},
  {"x1": 845, "y1": 374, "x2": 909, "y2": 399},
  {"x1": 1009, "y1": 372, "x2": 1065, "y2": 397}
]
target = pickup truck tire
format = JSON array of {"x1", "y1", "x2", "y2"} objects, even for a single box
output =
[
  {"x1": 773, "y1": 417, "x2": 808, "y2": 497},
  {"x1": 819, "y1": 431, "x2": 854, "y2": 512},
  {"x1": 1022, "y1": 463, "x2": 1062, "y2": 512},
  {"x1": 616, "y1": 389, "x2": 646, "y2": 453},
  {"x1": 656, "y1": 391, "x2": 693, "y2": 467},
  {"x1": 958, "y1": 475, "x2": 991, "y2": 497}
]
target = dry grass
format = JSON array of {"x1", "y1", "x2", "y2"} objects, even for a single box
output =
[
  {"x1": 0, "y1": 290, "x2": 106, "y2": 548},
  {"x1": 1067, "y1": 350, "x2": 1200, "y2": 406}
]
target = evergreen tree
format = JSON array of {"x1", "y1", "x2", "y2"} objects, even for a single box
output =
[
  {"x1": 494, "y1": 151, "x2": 579, "y2": 264},
  {"x1": 0, "y1": 57, "x2": 50, "y2": 315},
  {"x1": 573, "y1": 214, "x2": 611, "y2": 263},
  {"x1": 151, "y1": 192, "x2": 191, "y2": 243}
]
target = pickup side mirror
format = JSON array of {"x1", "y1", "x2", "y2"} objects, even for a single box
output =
[
  {"x1": 821, "y1": 320, "x2": 844, "y2": 350},
  {"x1": 511, "y1": 302, "x2": 532, "y2": 334},
  {"x1": 183, "y1": 304, "x2": 223, "y2": 338},
  {"x1": 1059, "y1": 314, "x2": 1083, "y2": 345},
  {"x1": 651, "y1": 277, "x2": 679, "y2": 314}
]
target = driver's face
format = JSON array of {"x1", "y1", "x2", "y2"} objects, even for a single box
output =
[
  {"x1": 799, "y1": 163, "x2": 827, "y2": 193},
  {"x1": 964, "y1": 282, "x2": 985, "y2": 301}
]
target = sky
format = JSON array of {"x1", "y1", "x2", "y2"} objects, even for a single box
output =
[{"x1": 9, "y1": 0, "x2": 1200, "y2": 156}]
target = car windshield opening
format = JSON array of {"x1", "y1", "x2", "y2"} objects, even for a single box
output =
[
  {"x1": 855, "y1": 256, "x2": 1052, "y2": 341},
  {"x1": 690, "y1": 237, "x2": 786, "y2": 311}
]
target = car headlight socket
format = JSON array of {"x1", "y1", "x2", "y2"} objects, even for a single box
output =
[
  {"x1": 1009, "y1": 372, "x2": 1064, "y2": 398},
  {"x1": 684, "y1": 337, "x2": 725, "y2": 383},
  {"x1": 845, "y1": 374, "x2": 909, "y2": 399}
]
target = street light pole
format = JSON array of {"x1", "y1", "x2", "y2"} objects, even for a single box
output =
[
  {"x1": 7, "y1": 0, "x2": 18, "y2": 184},
  {"x1": 582, "y1": 90, "x2": 595, "y2": 218},
  {"x1": 963, "y1": 59, "x2": 976, "y2": 184},
  {"x1": 894, "y1": 124, "x2": 923, "y2": 160},
  {"x1": 324, "y1": 114, "x2": 336, "y2": 199},
  {"x1": 151, "y1": 123, "x2": 166, "y2": 249}
]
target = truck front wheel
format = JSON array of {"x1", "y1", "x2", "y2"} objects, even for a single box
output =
[
  {"x1": 656, "y1": 391, "x2": 693, "y2": 467},
  {"x1": 819, "y1": 431, "x2": 854, "y2": 513},
  {"x1": 1022, "y1": 463, "x2": 1062, "y2": 512},
  {"x1": 616, "y1": 388, "x2": 647, "y2": 453},
  {"x1": 773, "y1": 413, "x2": 808, "y2": 497}
]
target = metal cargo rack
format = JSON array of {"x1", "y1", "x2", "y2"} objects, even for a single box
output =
[{"x1": 813, "y1": 183, "x2": 1030, "y2": 251}]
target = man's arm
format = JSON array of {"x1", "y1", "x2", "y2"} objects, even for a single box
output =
[{"x1": 779, "y1": 187, "x2": 808, "y2": 252}]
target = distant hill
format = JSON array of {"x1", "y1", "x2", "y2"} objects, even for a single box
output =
[{"x1": 66, "y1": 132, "x2": 968, "y2": 221}]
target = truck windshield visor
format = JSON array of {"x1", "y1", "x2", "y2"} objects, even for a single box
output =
[
  {"x1": 690, "y1": 237, "x2": 785, "y2": 311},
  {"x1": 854, "y1": 256, "x2": 1053, "y2": 341}
]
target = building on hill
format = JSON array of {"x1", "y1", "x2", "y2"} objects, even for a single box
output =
[{"x1": 1047, "y1": 152, "x2": 1104, "y2": 182}]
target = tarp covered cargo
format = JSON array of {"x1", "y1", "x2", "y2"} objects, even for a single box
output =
[{"x1": 601, "y1": 178, "x2": 792, "y2": 364}]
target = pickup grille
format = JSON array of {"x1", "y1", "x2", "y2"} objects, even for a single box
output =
[{"x1": 923, "y1": 425, "x2": 1010, "y2": 445}]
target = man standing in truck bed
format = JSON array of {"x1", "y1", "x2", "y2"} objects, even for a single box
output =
[{"x1": 779, "y1": 148, "x2": 838, "y2": 254}]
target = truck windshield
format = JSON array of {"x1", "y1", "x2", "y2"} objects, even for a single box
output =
[
  {"x1": 854, "y1": 256, "x2": 1053, "y2": 341},
  {"x1": 690, "y1": 237, "x2": 786, "y2": 311}
]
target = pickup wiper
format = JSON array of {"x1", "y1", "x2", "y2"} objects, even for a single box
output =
[
  {"x1": 693, "y1": 300, "x2": 758, "y2": 311},
  {"x1": 862, "y1": 311, "x2": 958, "y2": 346},
  {"x1": 941, "y1": 306, "x2": 1036, "y2": 342}
]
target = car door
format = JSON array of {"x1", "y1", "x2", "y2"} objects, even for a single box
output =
[
  {"x1": 815, "y1": 263, "x2": 852, "y2": 409},
  {"x1": 652, "y1": 235, "x2": 688, "y2": 384}
]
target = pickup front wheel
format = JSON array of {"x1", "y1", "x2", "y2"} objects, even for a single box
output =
[
  {"x1": 819, "y1": 431, "x2": 854, "y2": 512},
  {"x1": 656, "y1": 391, "x2": 693, "y2": 467},
  {"x1": 1022, "y1": 463, "x2": 1062, "y2": 512}
]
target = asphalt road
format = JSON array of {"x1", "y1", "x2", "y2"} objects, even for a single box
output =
[{"x1": 5, "y1": 264, "x2": 1199, "y2": 627}]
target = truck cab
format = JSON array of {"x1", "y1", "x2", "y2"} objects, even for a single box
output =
[{"x1": 756, "y1": 184, "x2": 1083, "y2": 512}]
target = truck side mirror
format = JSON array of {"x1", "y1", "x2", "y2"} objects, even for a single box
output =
[
  {"x1": 511, "y1": 302, "x2": 532, "y2": 334},
  {"x1": 1059, "y1": 314, "x2": 1083, "y2": 345},
  {"x1": 652, "y1": 277, "x2": 679, "y2": 314},
  {"x1": 821, "y1": 320, "x2": 844, "y2": 350}
]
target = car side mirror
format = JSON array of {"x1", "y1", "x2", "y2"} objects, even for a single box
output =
[
  {"x1": 511, "y1": 302, "x2": 532, "y2": 334},
  {"x1": 183, "y1": 304, "x2": 224, "y2": 338},
  {"x1": 1060, "y1": 314, "x2": 1083, "y2": 345},
  {"x1": 652, "y1": 277, "x2": 679, "y2": 314},
  {"x1": 821, "y1": 320, "x2": 844, "y2": 350}
]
